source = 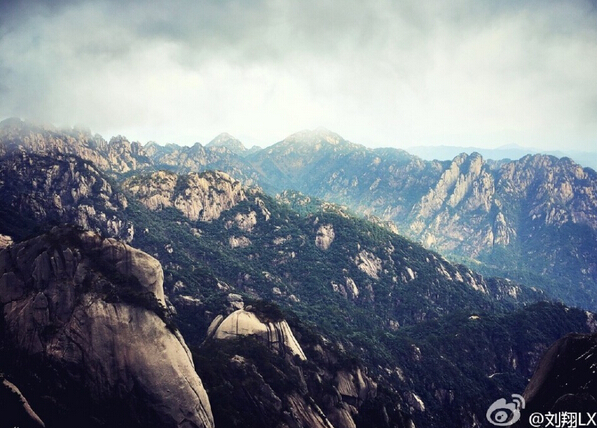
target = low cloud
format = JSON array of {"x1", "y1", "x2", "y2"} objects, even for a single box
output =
[{"x1": 1, "y1": 0, "x2": 595, "y2": 150}]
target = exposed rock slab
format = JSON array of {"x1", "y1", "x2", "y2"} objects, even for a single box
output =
[
  {"x1": 209, "y1": 309, "x2": 307, "y2": 360},
  {"x1": 124, "y1": 170, "x2": 245, "y2": 222},
  {"x1": 0, "y1": 226, "x2": 214, "y2": 428}
]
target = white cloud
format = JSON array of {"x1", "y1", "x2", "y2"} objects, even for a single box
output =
[{"x1": 0, "y1": 0, "x2": 595, "y2": 151}]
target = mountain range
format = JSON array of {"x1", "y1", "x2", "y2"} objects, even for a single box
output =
[
  {"x1": 1, "y1": 118, "x2": 596, "y2": 427},
  {"x1": 2, "y1": 119, "x2": 595, "y2": 310},
  {"x1": 407, "y1": 144, "x2": 597, "y2": 171}
]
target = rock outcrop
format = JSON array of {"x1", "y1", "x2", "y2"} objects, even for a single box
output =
[
  {"x1": 0, "y1": 234, "x2": 13, "y2": 249},
  {"x1": 315, "y1": 224, "x2": 335, "y2": 250},
  {"x1": 208, "y1": 309, "x2": 307, "y2": 360},
  {"x1": 0, "y1": 226, "x2": 214, "y2": 428},
  {"x1": 355, "y1": 250, "x2": 383, "y2": 280},
  {"x1": 0, "y1": 378, "x2": 46, "y2": 427},
  {"x1": 0, "y1": 152, "x2": 133, "y2": 242},
  {"x1": 124, "y1": 170, "x2": 246, "y2": 222},
  {"x1": 198, "y1": 308, "x2": 395, "y2": 428}
]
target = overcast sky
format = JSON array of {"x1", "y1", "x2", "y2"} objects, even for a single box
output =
[{"x1": 1, "y1": 0, "x2": 596, "y2": 151}]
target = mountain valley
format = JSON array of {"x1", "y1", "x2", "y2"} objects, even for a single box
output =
[{"x1": 1, "y1": 119, "x2": 596, "y2": 427}]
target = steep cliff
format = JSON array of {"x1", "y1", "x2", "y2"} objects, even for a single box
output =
[
  {"x1": 124, "y1": 170, "x2": 246, "y2": 222},
  {"x1": 0, "y1": 226, "x2": 213, "y2": 428},
  {"x1": 196, "y1": 304, "x2": 402, "y2": 428},
  {"x1": 208, "y1": 308, "x2": 307, "y2": 360},
  {"x1": 408, "y1": 152, "x2": 597, "y2": 256}
]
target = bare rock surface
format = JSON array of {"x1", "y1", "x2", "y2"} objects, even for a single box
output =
[
  {"x1": 0, "y1": 226, "x2": 214, "y2": 428},
  {"x1": 209, "y1": 309, "x2": 307, "y2": 360},
  {"x1": 124, "y1": 170, "x2": 246, "y2": 222}
]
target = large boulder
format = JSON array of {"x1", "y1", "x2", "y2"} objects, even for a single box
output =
[
  {"x1": 0, "y1": 226, "x2": 214, "y2": 428},
  {"x1": 208, "y1": 308, "x2": 307, "y2": 360}
]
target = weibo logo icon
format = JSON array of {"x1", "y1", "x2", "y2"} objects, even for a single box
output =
[{"x1": 486, "y1": 394, "x2": 526, "y2": 426}]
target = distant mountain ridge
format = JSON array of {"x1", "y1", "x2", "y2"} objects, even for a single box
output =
[
  {"x1": 1, "y1": 119, "x2": 596, "y2": 310},
  {"x1": 407, "y1": 143, "x2": 597, "y2": 171},
  {"x1": 206, "y1": 132, "x2": 263, "y2": 157},
  {"x1": 245, "y1": 131, "x2": 597, "y2": 309}
]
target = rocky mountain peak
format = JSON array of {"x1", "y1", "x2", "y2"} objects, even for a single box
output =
[
  {"x1": 207, "y1": 132, "x2": 246, "y2": 154},
  {"x1": 0, "y1": 116, "x2": 26, "y2": 129},
  {"x1": 282, "y1": 127, "x2": 346, "y2": 147}
]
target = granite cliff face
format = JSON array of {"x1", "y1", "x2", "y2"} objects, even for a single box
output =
[
  {"x1": 197, "y1": 304, "x2": 399, "y2": 428},
  {"x1": 0, "y1": 227, "x2": 213, "y2": 428},
  {"x1": 124, "y1": 170, "x2": 246, "y2": 222},
  {"x1": 405, "y1": 154, "x2": 597, "y2": 308},
  {"x1": 408, "y1": 153, "x2": 597, "y2": 254},
  {"x1": 208, "y1": 309, "x2": 307, "y2": 360}
]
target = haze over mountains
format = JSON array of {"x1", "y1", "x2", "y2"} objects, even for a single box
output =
[
  {"x1": 1, "y1": 118, "x2": 596, "y2": 427},
  {"x1": 408, "y1": 144, "x2": 597, "y2": 171},
  {"x1": 2, "y1": 118, "x2": 594, "y2": 309}
]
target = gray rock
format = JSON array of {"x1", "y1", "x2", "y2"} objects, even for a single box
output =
[
  {"x1": 0, "y1": 227, "x2": 214, "y2": 428},
  {"x1": 1, "y1": 379, "x2": 46, "y2": 427},
  {"x1": 124, "y1": 170, "x2": 246, "y2": 222},
  {"x1": 210, "y1": 309, "x2": 307, "y2": 360}
]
